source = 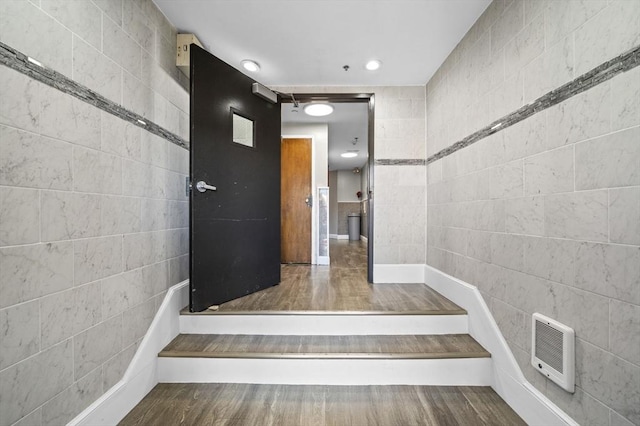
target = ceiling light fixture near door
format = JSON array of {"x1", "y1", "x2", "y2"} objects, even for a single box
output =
[
  {"x1": 341, "y1": 151, "x2": 358, "y2": 158},
  {"x1": 304, "y1": 103, "x2": 334, "y2": 117},
  {"x1": 365, "y1": 59, "x2": 382, "y2": 71},
  {"x1": 241, "y1": 59, "x2": 260, "y2": 72}
]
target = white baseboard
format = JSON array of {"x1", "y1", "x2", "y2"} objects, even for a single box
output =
[
  {"x1": 360, "y1": 235, "x2": 368, "y2": 242},
  {"x1": 180, "y1": 313, "x2": 468, "y2": 335},
  {"x1": 336, "y1": 234, "x2": 349, "y2": 240},
  {"x1": 68, "y1": 280, "x2": 189, "y2": 426},
  {"x1": 373, "y1": 264, "x2": 424, "y2": 283},
  {"x1": 424, "y1": 266, "x2": 578, "y2": 426},
  {"x1": 329, "y1": 234, "x2": 338, "y2": 239},
  {"x1": 158, "y1": 357, "x2": 492, "y2": 386}
]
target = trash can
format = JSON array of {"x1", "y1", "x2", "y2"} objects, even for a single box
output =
[{"x1": 347, "y1": 213, "x2": 361, "y2": 241}]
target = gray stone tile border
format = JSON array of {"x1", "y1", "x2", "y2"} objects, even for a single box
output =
[
  {"x1": 375, "y1": 159, "x2": 426, "y2": 166},
  {"x1": 0, "y1": 41, "x2": 189, "y2": 150},
  {"x1": 4, "y1": 39, "x2": 637, "y2": 163},
  {"x1": 426, "y1": 44, "x2": 640, "y2": 165}
]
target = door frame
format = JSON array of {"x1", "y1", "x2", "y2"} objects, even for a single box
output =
[
  {"x1": 280, "y1": 93, "x2": 375, "y2": 282},
  {"x1": 280, "y1": 135, "x2": 314, "y2": 264}
]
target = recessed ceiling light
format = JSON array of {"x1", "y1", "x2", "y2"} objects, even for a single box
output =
[
  {"x1": 304, "y1": 103, "x2": 334, "y2": 117},
  {"x1": 341, "y1": 152, "x2": 358, "y2": 158},
  {"x1": 241, "y1": 60, "x2": 260, "y2": 72},
  {"x1": 365, "y1": 60, "x2": 382, "y2": 71}
]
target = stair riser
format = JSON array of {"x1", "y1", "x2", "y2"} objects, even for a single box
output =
[
  {"x1": 157, "y1": 357, "x2": 492, "y2": 386},
  {"x1": 180, "y1": 314, "x2": 468, "y2": 335}
]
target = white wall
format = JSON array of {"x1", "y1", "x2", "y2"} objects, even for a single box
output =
[
  {"x1": 360, "y1": 162, "x2": 369, "y2": 201},
  {"x1": 328, "y1": 171, "x2": 339, "y2": 235},
  {"x1": 337, "y1": 170, "x2": 362, "y2": 202}
]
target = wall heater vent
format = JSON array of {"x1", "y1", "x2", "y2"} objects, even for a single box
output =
[{"x1": 531, "y1": 313, "x2": 575, "y2": 393}]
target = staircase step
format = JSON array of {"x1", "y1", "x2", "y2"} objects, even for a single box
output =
[
  {"x1": 159, "y1": 333, "x2": 490, "y2": 359},
  {"x1": 157, "y1": 333, "x2": 492, "y2": 386},
  {"x1": 179, "y1": 311, "x2": 469, "y2": 335},
  {"x1": 120, "y1": 383, "x2": 526, "y2": 426}
]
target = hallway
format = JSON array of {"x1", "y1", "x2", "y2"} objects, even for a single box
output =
[
  {"x1": 186, "y1": 240, "x2": 462, "y2": 314},
  {"x1": 119, "y1": 241, "x2": 524, "y2": 425}
]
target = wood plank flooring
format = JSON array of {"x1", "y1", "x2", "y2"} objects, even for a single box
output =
[
  {"x1": 183, "y1": 240, "x2": 464, "y2": 314},
  {"x1": 159, "y1": 334, "x2": 490, "y2": 359},
  {"x1": 119, "y1": 383, "x2": 526, "y2": 426}
]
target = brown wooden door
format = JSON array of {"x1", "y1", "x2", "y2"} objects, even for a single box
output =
[{"x1": 281, "y1": 138, "x2": 312, "y2": 263}]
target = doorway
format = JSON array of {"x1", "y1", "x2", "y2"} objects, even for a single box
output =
[
  {"x1": 281, "y1": 137, "x2": 312, "y2": 263},
  {"x1": 280, "y1": 94, "x2": 374, "y2": 282}
]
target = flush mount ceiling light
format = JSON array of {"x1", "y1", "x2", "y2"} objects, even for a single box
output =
[
  {"x1": 304, "y1": 103, "x2": 334, "y2": 117},
  {"x1": 341, "y1": 151, "x2": 358, "y2": 158},
  {"x1": 241, "y1": 60, "x2": 260, "y2": 72},
  {"x1": 365, "y1": 59, "x2": 382, "y2": 71}
]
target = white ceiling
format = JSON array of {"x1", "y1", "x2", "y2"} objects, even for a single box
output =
[
  {"x1": 282, "y1": 102, "x2": 369, "y2": 170},
  {"x1": 154, "y1": 0, "x2": 491, "y2": 170},
  {"x1": 154, "y1": 0, "x2": 491, "y2": 86}
]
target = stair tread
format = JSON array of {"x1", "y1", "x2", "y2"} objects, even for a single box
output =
[
  {"x1": 120, "y1": 383, "x2": 526, "y2": 426},
  {"x1": 159, "y1": 334, "x2": 490, "y2": 359}
]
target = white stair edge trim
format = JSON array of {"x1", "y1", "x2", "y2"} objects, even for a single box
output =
[
  {"x1": 158, "y1": 357, "x2": 493, "y2": 386},
  {"x1": 373, "y1": 264, "x2": 425, "y2": 283},
  {"x1": 180, "y1": 313, "x2": 468, "y2": 335},
  {"x1": 424, "y1": 265, "x2": 579, "y2": 426},
  {"x1": 68, "y1": 280, "x2": 190, "y2": 426}
]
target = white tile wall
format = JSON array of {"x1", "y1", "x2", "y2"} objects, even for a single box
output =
[
  {"x1": 426, "y1": 0, "x2": 640, "y2": 424},
  {"x1": 0, "y1": 0, "x2": 189, "y2": 424}
]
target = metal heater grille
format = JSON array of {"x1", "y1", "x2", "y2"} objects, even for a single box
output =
[
  {"x1": 531, "y1": 313, "x2": 575, "y2": 392},
  {"x1": 535, "y1": 321, "x2": 564, "y2": 373}
]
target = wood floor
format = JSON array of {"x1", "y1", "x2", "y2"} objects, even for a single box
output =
[
  {"x1": 183, "y1": 240, "x2": 464, "y2": 314},
  {"x1": 119, "y1": 383, "x2": 526, "y2": 426},
  {"x1": 120, "y1": 240, "x2": 525, "y2": 425},
  {"x1": 159, "y1": 334, "x2": 490, "y2": 359}
]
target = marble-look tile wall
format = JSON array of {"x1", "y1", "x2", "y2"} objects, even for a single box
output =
[
  {"x1": 273, "y1": 86, "x2": 427, "y2": 265},
  {"x1": 0, "y1": 1, "x2": 189, "y2": 424},
  {"x1": 426, "y1": 1, "x2": 639, "y2": 425}
]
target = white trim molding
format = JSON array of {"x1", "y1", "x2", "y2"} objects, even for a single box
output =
[
  {"x1": 373, "y1": 264, "x2": 425, "y2": 283},
  {"x1": 180, "y1": 313, "x2": 468, "y2": 335},
  {"x1": 158, "y1": 357, "x2": 492, "y2": 386},
  {"x1": 68, "y1": 280, "x2": 190, "y2": 426},
  {"x1": 424, "y1": 265, "x2": 578, "y2": 426}
]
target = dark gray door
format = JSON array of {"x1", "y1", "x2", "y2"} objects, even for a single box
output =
[{"x1": 190, "y1": 45, "x2": 281, "y2": 312}]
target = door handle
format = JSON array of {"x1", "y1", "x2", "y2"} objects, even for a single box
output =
[
  {"x1": 196, "y1": 181, "x2": 217, "y2": 192},
  {"x1": 305, "y1": 194, "x2": 313, "y2": 207}
]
